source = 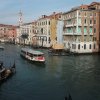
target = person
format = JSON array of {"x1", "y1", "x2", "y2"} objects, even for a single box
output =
[
  {"x1": 64, "y1": 93, "x2": 72, "y2": 100},
  {"x1": 64, "y1": 96, "x2": 68, "y2": 100},
  {"x1": 68, "y1": 94, "x2": 72, "y2": 100}
]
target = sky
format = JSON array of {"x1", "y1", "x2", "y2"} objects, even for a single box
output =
[{"x1": 0, "y1": 0, "x2": 99, "y2": 25}]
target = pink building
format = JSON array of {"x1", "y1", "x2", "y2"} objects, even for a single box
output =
[{"x1": 0, "y1": 24, "x2": 17, "y2": 43}]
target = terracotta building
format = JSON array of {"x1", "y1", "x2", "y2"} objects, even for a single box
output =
[
  {"x1": 88, "y1": 2, "x2": 100, "y2": 52},
  {"x1": 0, "y1": 24, "x2": 16, "y2": 43},
  {"x1": 7, "y1": 25, "x2": 17, "y2": 43}
]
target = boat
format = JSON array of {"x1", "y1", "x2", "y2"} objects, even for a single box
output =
[
  {"x1": 48, "y1": 49, "x2": 70, "y2": 56},
  {"x1": 0, "y1": 46, "x2": 4, "y2": 50},
  {"x1": 48, "y1": 43, "x2": 70, "y2": 56},
  {"x1": 20, "y1": 48, "x2": 45, "y2": 63},
  {"x1": 64, "y1": 93, "x2": 72, "y2": 100},
  {"x1": 0, "y1": 61, "x2": 16, "y2": 83}
]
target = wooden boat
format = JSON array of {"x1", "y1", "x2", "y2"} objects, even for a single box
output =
[
  {"x1": 0, "y1": 61, "x2": 16, "y2": 82},
  {"x1": 0, "y1": 46, "x2": 4, "y2": 50},
  {"x1": 48, "y1": 49, "x2": 70, "y2": 56},
  {"x1": 20, "y1": 48, "x2": 45, "y2": 63},
  {"x1": 48, "y1": 43, "x2": 70, "y2": 56}
]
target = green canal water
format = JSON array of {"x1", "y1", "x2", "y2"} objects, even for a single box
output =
[{"x1": 0, "y1": 44, "x2": 100, "y2": 100}]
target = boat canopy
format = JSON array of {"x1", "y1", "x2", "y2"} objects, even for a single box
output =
[
  {"x1": 0, "y1": 46, "x2": 4, "y2": 50},
  {"x1": 21, "y1": 48, "x2": 44, "y2": 55}
]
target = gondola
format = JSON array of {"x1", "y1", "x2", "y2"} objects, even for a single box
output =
[
  {"x1": 0, "y1": 61, "x2": 16, "y2": 83},
  {"x1": 64, "y1": 94, "x2": 72, "y2": 100}
]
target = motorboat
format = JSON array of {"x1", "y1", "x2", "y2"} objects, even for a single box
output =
[{"x1": 20, "y1": 48, "x2": 45, "y2": 63}]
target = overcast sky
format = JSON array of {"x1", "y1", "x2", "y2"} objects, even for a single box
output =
[{"x1": 0, "y1": 0, "x2": 98, "y2": 25}]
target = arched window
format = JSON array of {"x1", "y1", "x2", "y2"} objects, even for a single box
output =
[
  {"x1": 84, "y1": 19, "x2": 86, "y2": 24},
  {"x1": 41, "y1": 28, "x2": 43, "y2": 34}
]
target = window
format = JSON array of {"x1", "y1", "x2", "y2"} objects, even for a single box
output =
[
  {"x1": 78, "y1": 18, "x2": 81, "y2": 24},
  {"x1": 59, "y1": 15, "x2": 61, "y2": 18},
  {"x1": 90, "y1": 20, "x2": 92, "y2": 24},
  {"x1": 84, "y1": 44, "x2": 86, "y2": 49},
  {"x1": 94, "y1": 20, "x2": 96, "y2": 24},
  {"x1": 44, "y1": 22, "x2": 45, "y2": 25},
  {"x1": 78, "y1": 27, "x2": 81, "y2": 33},
  {"x1": 94, "y1": 44, "x2": 95, "y2": 49},
  {"x1": 84, "y1": 27, "x2": 87, "y2": 33},
  {"x1": 85, "y1": 12, "x2": 87, "y2": 16},
  {"x1": 94, "y1": 13, "x2": 96, "y2": 16},
  {"x1": 49, "y1": 21, "x2": 50, "y2": 25},
  {"x1": 89, "y1": 44, "x2": 91, "y2": 49},
  {"x1": 90, "y1": 27, "x2": 92, "y2": 33},
  {"x1": 49, "y1": 37, "x2": 51, "y2": 43},
  {"x1": 42, "y1": 22, "x2": 43, "y2": 25},
  {"x1": 78, "y1": 44, "x2": 80, "y2": 49},
  {"x1": 94, "y1": 28, "x2": 96, "y2": 33},
  {"x1": 93, "y1": 37, "x2": 97, "y2": 41},
  {"x1": 90, "y1": 13, "x2": 92, "y2": 16},
  {"x1": 79, "y1": 12, "x2": 80, "y2": 15},
  {"x1": 72, "y1": 44, "x2": 76, "y2": 49},
  {"x1": 84, "y1": 19, "x2": 86, "y2": 24}
]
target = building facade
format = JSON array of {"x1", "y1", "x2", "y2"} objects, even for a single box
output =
[
  {"x1": 35, "y1": 12, "x2": 62, "y2": 48},
  {"x1": 36, "y1": 15, "x2": 51, "y2": 47},
  {"x1": 63, "y1": 2, "x2": 100, "y2": 53},
  {"x1": 19, "y1": 22, "x2": 34, "y2": 45},
  {"x1": 0, "y1": 24, "x2": 16, "y2": 43},
  {"x1": 50, "y1": 13, "x2": 64, "y2": 49}
]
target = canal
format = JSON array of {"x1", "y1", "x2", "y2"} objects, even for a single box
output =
[{"x1": 0, "y1": 44, "x2": 100, "y2": 100}]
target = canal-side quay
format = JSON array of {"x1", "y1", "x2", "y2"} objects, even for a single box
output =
[{"x1": 0, "y1": 44, "x2": 100, "y2": 100}]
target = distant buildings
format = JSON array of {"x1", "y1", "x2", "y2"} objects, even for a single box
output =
[
  {"x1": 16, "y1": 21, "x2": 37, "y2": 45},
  {"x1": 0, "y1": 2, "x2": 100, "y2": 54},
  {"x1": 19, "y1": 22, "x2": 34, "y2": 45},
  {"x1": 0, "y1": 24, "x2": 16, "y2": 43}
]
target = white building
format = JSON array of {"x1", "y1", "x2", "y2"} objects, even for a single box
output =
[
  {"x1": 19, "y1": 22, "x2": 34, "y2": 45},
  {"x1": 36, "y1": 15, "x2": 51, "y2": 47}
]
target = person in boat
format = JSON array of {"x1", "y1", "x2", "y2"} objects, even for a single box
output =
[
  {"x1": 68, "y1": 94, "x2": 72, "y2": 100},
  {"x1": 0, "y1": 62, "x2": 3, "y2": 69},
  {"x1": 10, "y1": 62, "x2": 16, "y2": 73},
  {"x1": 64, "y1": 93, "x2": 72, "y2": 100},
  {"x1": 64, "y1": 96, "x2": 68, "y2": 100}
]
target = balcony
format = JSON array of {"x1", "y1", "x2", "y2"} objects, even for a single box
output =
[
  {"x1": 84, "y1": 32, "x2": 93, "y2": 35},
  {"x1": 63, "y1": 32, "x2": 81, "y2": 35}
]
